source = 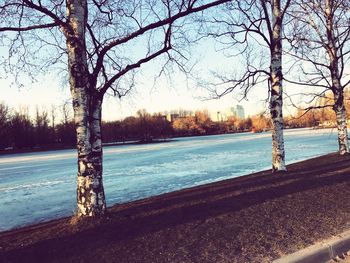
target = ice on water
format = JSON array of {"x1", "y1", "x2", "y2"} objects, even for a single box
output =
[{"x1": 0, "y1": 128, "x2": 338, "y2": 231}]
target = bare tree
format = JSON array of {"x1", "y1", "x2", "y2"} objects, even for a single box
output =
[
  {"x1": 285, "y1": 0, "x2": 350, "y2": 155},
  {"x1": 50, "y1": 104, "x2": 56, "y2": 130},
  {"x1": 0, "y1": 102, "x2": 11, "y2": 149},
  {"x1": 34, "y1": 106, "x2": 51, "y2": 145},
  {"x1": 0, "y1": 0, "x2": 231, "y2": 218},
  {"x1": 61, "y1": 100, "x2": 72, "y2": 126},
  {"x1": 203, "y1": 0, "x2": 291, "y2": 171}
]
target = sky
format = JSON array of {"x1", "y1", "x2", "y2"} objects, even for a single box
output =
[
  {"x1": 0, "y1": 1, "x2": 349, "y2": 125},
  {"x1": 0, "y1": 30, "x2": 330, "y2": 124},
  {"x1": 0, "y1": 69, "x2": 269, "y2": 122},
  {"x1": 0, "y1": 2, "x2": 332, "y2": 124},
  {"x1": 0, "y1": 22, "x2": 332, "y2": 123},
  {"x1": 0, "y1": 38, "x2": 272, "y2": 122}
]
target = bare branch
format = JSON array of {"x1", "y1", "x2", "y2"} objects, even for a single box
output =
[
  {"x1": 0, "y1": 22, "x2": 58, "y2": 32},
  {"x1": 98, "y1": 24, "x2": 173, "y2": 95},
  {"x1": 92, "y1": 0, "x2": 230, "y2": 81}
]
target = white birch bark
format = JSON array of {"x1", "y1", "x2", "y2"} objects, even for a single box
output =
[
  {"x1": 270, "y1": 0, "x2": 286, "y2": 171},
  {"x1": 66, "y1": 0, "x2": 106, "y2": 217},
  {"x1": 333, "y1": 90, "x2": 349, "y2": 155},
  {"x1": 325, "y1": 0, "x2": 349, "y2": 155}
]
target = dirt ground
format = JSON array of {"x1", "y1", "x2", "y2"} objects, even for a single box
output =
[{"x1": 1, "y1": 153, "x2": 350, "y2": 263}]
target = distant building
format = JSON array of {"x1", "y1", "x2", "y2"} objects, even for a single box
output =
[
  {"x1": 166, "y1": 113, "x2": 179, "y2": 122},
  {"x1": 226, "y1": 107, "x2": 237, "y2": 119},
  {"x1": 211, "y1": 105, "x2": 245, "y2": 122},
  {"x1": 236, "y1": 105, "x2": 245, "y2": 119},
  {"x1": 165, "y1": 109, "x2": 194, "y2": 122},
  {"x1": 211, "y1": 111, "x2": 225, "y2": 122}
]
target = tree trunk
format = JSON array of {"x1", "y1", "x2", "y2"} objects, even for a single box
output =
[
  {"x1": 75, "y1": 98, "x2": 106, "y2": 216},
  {"x1": 270, "y1": 0, "x2": 286, "y2": 172},
  {"x1": 66, "y1": 0, "x2": 106, "y2": 217},
  {"x1": 333, "y1": 88, "x2": 349, "y2": 155},
  {"x1": 324, "y1": 0, "x2": 349, "y2": 155}
]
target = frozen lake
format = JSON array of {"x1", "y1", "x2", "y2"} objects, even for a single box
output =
[{"x1": 0, "y1": 128, "x2": 340, "y2": 231}]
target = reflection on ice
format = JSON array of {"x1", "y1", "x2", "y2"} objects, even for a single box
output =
[{"x1": 0, "y1": 128, "x2": 338, "y2": 231}]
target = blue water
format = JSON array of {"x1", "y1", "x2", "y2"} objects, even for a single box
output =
[{"x1": 0, "y1": 128, "x2": 339, "y2": 231}]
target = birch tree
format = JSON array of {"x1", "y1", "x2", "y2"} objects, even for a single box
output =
[
  {"x1": 204, "y1": 0, "x2": 291, "y2": 171},
  {"x1": 0, "y1": 0, "x2": 230, "y2": 218},
  {"x1": 286, "y1": 0, "x2": 350, "y2": 155}
]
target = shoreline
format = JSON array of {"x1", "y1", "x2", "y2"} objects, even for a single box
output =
[
  {"x1": 0, "y1": 139, "x2": 175, "y2": 156},
  {"x1": 0, "y1": 126, "x2": 334, "y2": 156},
  {"x1": 1, "y1": 152, "x2": 350, "y2": 262}
]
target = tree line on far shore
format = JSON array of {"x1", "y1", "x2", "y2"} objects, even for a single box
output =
[{"x1": 1, "y1": 91, "x2": 347, "y2": 151}]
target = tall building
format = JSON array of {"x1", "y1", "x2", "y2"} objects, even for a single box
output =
[
  {"x1": 210, "y1": 105, "x2": 245, "y2": 122},
  {"x1": 236, "y1": 105, "x2": 245, "y2": 119}
]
